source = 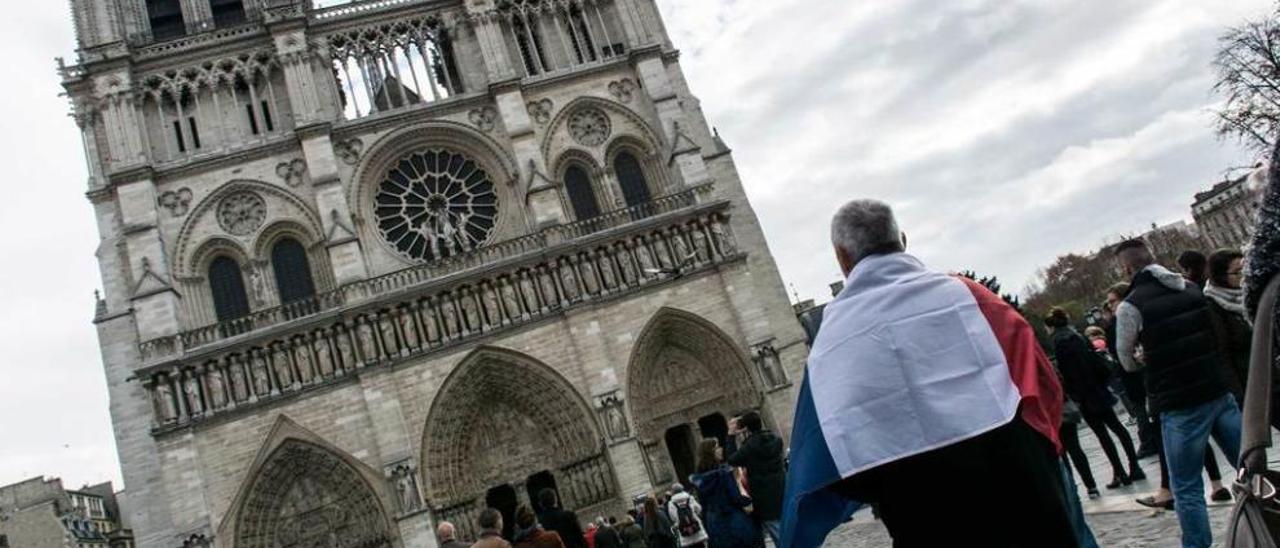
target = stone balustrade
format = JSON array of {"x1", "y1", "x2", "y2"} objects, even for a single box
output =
[
  {"x1": 138, "y1": 184, "x2": 712, "y2": 363},
  {"x1": 136, "y1": 189, "x2": 739, "y2": 435}
]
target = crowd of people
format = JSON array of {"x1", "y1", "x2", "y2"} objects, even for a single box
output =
[
  {"x1": 781, "y1": 184, "x2": 1280, "y2": 548},
  {"x1": 437, "y1": 412, "x2": 788, "y2": 548}
]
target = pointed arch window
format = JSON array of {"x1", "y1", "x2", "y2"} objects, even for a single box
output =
[
  {"x1": 271, "y1": 238, "x2": 317, "y2": 317},
  {"x1": 614, "y1": 151, "x2": 652, "y2": 208},
  {"x1": 564, "y1": 165, "x2": 601, "y2": 220},
  {"x1": 209, "y1": 256, "x2": 250, "y2": 323}
]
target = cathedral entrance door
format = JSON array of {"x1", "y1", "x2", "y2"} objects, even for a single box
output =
[
  {"x1": 486, "y1": 484, "x2": 518, "y2": 540},
  {"x1": 698, "y1": 413, "x2": 729, "y2": 448},
  {"x1": 526, "y1": 471, "x2": 558, "y2": 513},
  {"x1": 664, "y1": 424, "x2": 697, "y2": 488}
]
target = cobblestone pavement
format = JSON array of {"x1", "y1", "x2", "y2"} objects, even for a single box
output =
[
  {"x1": 817, "y1": 408, "x2": 1250, "y2": 546},
  {"x1": 824, "y1": 506, "x2": 1231, "y2": 547}
]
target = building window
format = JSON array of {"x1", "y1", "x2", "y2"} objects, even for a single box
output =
[
  {"x1": 613, "y1": 151, "x2": 651, "y2": 207},
  {"x1": 564, "y1": 8, "x2": 598, "y2": 64},
  {"x1": 210, "y1": 0, "x2": 247, "y2": 27},
  {"x1": 512, "y1": 17, "x2": 548, "y2": 76},
  {"x1": 209, "y1": 256, "x2": 251, "y2": 323},
  {"x1": 146, "y1": 0, "x2": 186, "y2": 41},
  {"x1": 374, "y1": 148, "x2": 498, "y2": 262},
  {"x1": 271, "y1": 238, "x2": 316, "y2": 307},
  {"x1": 564, "y1": 165, "x2": 600, "y2": 220}
]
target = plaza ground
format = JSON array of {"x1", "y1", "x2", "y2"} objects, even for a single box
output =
[{"x1": 822, "y1": 411, "x2": 1245, "y2": 546}]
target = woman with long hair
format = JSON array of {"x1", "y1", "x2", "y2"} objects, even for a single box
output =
[
  {"x1": 690, "y1": 438, "x2": 762, "y2": 548},
  {"x1": 1045, "y1": 308, "x2": 1146, "y2": 488},
  {"x1": 641, "y1": 496, "x2": 677, "y2": 548}
]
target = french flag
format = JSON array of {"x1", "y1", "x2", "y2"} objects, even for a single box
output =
[{"x1": 780, "y1": 253, "x2": 1062, "y2": 548}]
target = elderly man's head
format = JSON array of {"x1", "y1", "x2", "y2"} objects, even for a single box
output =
[
  {"x1": 436, "y1": 521, "x2": 458, "y2": 542},
  {"x1": 830, "y1": 199, "x2": 906, "y2": 275}
]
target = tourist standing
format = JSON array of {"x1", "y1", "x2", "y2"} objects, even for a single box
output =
[
  {"x1": 1114, "y1": 239, "x2": 1241, "y2": 548},
  {"x1": 514, "y1": 505, "x2": 568, "y2": 548},
  {"x1": 725, "y1": 411, "x2": 785, "y2": 544},
  {"x1": 1104, "y1": 286, "x2": 1159, "y2": 458},
  {"x1": 641, "y1": 496, "x2": 677, "y2": 548},
  {"x1": 616, "y1": 514, "x2": 647, "y2": 548},
  {"x1": 1205, "y1": 249, "x2": 1254, "y2": 404},
  {"x1": 1059, "y1": 397, "x2": 1100, "y2": 499},
  {"x1": 782, "y1": 199, "x2": 1075, "y2": 547},
  {"x1": 1045, "y1": 307, "x2": 1145, "y2": 488},
  {"x1": 537, "y1": 489, "x2": 587, "y2": 548},
  {"x1": 475, "y1": 508, "x2": 514, "y2": 548},
  {"x1": 1179, "y1": 251, "x2": 1209, "y2": 288},
  {"x1": 594, "y1": 517, "x2": 623, "y2": 548},
  {"x1": 691, "y1": 438, "x2": 762, "y2": 548},
  {"x1": 666, "y1": 483, "x2": 708, "y2": 548},
  {"x1": 437, "y1": 521, "x2": 472, "y2": 548}
]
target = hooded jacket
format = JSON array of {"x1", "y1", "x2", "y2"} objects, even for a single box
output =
[{"x1": 1116, "y1": 264, "x2": 1227, "y2": 413}]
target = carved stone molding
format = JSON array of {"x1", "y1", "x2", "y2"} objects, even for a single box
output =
[
  {"x1": 335, "y1": 138, "x2": 364, "y2": 165},
  {"x1": 468, "y1": 106, "x2": 498, "y2": 133},
  {"x1": 527, "y1": 99, "x2": 553, "y2": 126},
  {"x1": 275, "y1": 159, "x2": 307, "y2": 187},
  {"x1": 216, "y1": 191, "x2": 267, "y2": 236},
  {"x1": 568, "y1": 107, "x2": 611, "y2": 148},
  {"x1": 608, "y1": 79, "x2": 637, "y2": 104},
  {"x1": 158, "y1": 188, "x2": 193, "y2": 217}
]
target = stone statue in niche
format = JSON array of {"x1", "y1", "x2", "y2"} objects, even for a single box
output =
[
  {"x1": 710, "y1": 216, "x2": 735, "y2": 255},
  {"x1": 154, "y1": 379, "x2": 178, "y2": 422},
  {"x1": 184, "y1": 373, "x2": 204, "y2": 415},
  {"x1": 356, "y1": 317, "x2": 379, "y2": 364},
  {"x1": 753, "y1": 343, "x2": 786, "y2": 388},
  {"x1": 250, "y1": 352, "x2": 272, "y2": 395},
  {"x1": 207, "y1": 367, "x2": 227, "y2": 409},
  {"x1": 248, "y1": 266, "x2": 267, "y2": 308},
  {"x1": 313, "y1": 334, "x2": 334, "y2": 378},
  {"x1": 599, "y1": 392, "x2": 630, "y2": 441},
  {"x1": 388, "y1": 464, "x2": 422, "y2": 513}
]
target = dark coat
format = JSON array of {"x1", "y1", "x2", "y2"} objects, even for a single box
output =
[
  {"x1": 539, "y1": 508, "x2": 587, "y2": 548},
  {"x1": 642, "y1": 511, "x2": 677, "y2": 548},
  {"x1": 726, "y1": 430, "x2": 786, "y2": 521},
  {"x1": 1126, "y1": 268, "x2": 1227, "y2": 413},
  {"x1": 594, "y1": 525, "x2": 623, "y2": 548},
  {"x1": 691, "y1": 466, "x2": 763, "y2": 548},
  {"x1": 514, "y1": 528, "x2": 568, "y2": 548},
  {"x1": 617, "y1": 522, "x2": 647, "y2": 548},
  {"x1": 1206, "y1": 299, "x2": 1253, "y2": 402},
  {"x1": 1050, "y1": 326, "x2": 1115, "y2": 415}
]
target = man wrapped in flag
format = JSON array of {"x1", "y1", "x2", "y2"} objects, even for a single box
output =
[{"x1": 781, "y1": 200, "x2": 1077, "y2": 547}]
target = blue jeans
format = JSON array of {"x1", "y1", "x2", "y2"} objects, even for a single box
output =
[
  {"x1": 1061, "y1": 460, "x2": 1099, "y2": 548},
  {"x1": 761, "y1": 520, "x2": 780, "y2": 545},
  {"x1": 1161, "y1": 393, "x2": 1243, "y2": 548}
]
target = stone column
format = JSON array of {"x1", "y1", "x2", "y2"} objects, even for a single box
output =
[
  {"x1": 466, "y1": 3, "x2": 520, "y2": 83},
  {"x1": 632, "y1": 54, "x2": 710, "y2": 190}
]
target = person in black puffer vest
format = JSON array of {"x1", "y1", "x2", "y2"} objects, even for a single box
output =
[{"x1": 1113, "y1": 238, "x2": 1241, "y2": 548}]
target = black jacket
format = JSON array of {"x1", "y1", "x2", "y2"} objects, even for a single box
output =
[
  {"x1": 726, "y1": 430, "x2": 786, "y2": 521},
  {"x1": 1126, "y1": 267, "x2": 1227, "y2": 413},
  {"x1": 539, "y1": 508, "x2": 586, "y2": 548},
  {"x1": 1206, "y1": 299, "x2": 1253, "y2": 402},
  {"x1": 1050, "y1": 326, "x2": 1115, "y2": 414}
]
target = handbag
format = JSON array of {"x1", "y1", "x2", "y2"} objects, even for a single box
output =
[{"x1": 1227, "y1": 275, "x2": 1280, "y2": 548}]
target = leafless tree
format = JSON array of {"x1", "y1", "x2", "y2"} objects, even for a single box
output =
[{"x1": 1213, "y1": 7, "x2": 1280, "y2": 154}]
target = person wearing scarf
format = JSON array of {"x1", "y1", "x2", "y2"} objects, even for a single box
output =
[
  {"x1": 1206, "y1": 249, "x2": 1254, "y2": 406},
  {"x1": 513, "y1": 505, "x2": 568, "y2": 548}
]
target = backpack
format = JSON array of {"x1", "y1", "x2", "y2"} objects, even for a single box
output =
[{"x1": 672, "y1": 497, "x2": 701, "y2": 537}]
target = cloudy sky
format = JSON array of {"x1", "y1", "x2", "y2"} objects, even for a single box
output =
[{"x1": 0, "y1": 0, "x2": 1268, "y2": 491}]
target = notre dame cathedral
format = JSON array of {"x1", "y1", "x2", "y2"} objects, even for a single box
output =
[{"x1": 62, "y1": 0, "x2": 806, "y2": 545}]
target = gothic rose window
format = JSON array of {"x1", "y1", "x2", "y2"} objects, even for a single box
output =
[
  {"x1": 374, "y1": 149, "x2": 498, "y2": 262},
  {"x1": 217, "y1": 191, "x2": 267, "y2": 236},
  {"x1": 568, "y1": 108, "x2": 611, "y2": 147}
]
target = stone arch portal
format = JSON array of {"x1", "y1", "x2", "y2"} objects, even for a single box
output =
[
  {"x1": 422, "y1": 347, "x2": 617, "y2": 538},
  {"x1": 626, "y1": 308, "x2": 762, "y2": 485},
  {"x1": 232, "y1": 439, "x2": 396, "y2": 548}
]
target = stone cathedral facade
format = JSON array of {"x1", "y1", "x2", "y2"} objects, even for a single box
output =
[{"x1": 62, "y1": 0, "x2": 807, "y2": 546}]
